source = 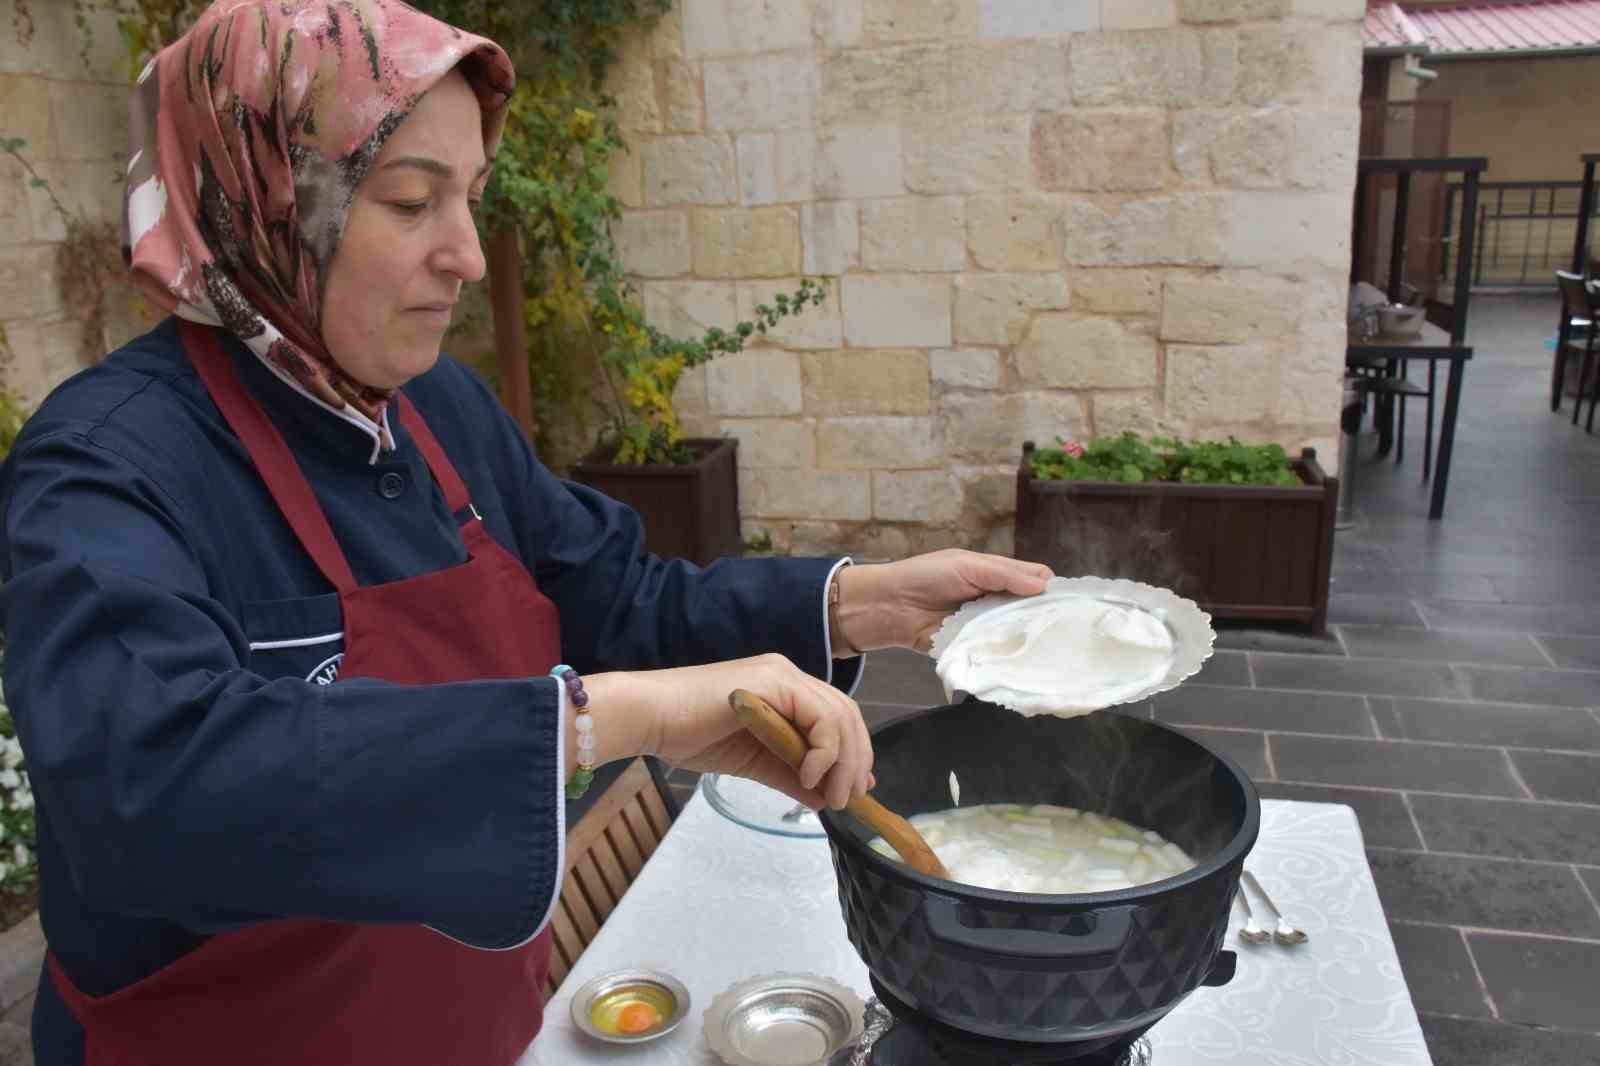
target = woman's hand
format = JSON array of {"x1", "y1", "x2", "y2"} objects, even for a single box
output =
[
  {"x1": 580, "y1": 654, "x2": 873, "y2": 811},
  {"x1": 834, "y1": 549, "x2": 1054, "y2": 654}
]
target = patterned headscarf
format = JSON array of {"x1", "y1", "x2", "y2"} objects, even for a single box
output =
[{"x1": 124, "y1": 0, "x2": 515, "y2": 440}]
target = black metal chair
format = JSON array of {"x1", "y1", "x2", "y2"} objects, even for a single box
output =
[{"x1": 1556, "y1": 271, "x2": 1597, "y2": 422}]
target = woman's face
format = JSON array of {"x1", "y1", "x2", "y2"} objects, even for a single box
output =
[{"x1": 320, "y1": 71, "x2": 489, "y2": 389}]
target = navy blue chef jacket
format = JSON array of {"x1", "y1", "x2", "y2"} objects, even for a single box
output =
[{"x1": 0, "y1": 317, "x2": 862, "y2": 1063}]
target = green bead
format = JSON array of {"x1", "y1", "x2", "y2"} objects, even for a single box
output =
[{"x1": 565, "y1": 767, "x2": 596, "y2": 799}]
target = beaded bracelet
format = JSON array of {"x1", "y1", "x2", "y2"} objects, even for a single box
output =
[{"x1": 554, "y1": 665, "x2": 596, "y2": 799}]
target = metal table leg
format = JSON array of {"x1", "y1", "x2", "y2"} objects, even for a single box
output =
[{"x1": 1428, "y1": 355, "x2": 1466, "y2": 520}]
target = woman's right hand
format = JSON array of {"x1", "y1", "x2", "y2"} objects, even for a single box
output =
[{"x1": 578, "y1": 655, "x2": 874, "y2": 811}]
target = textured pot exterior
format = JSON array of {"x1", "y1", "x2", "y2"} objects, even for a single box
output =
[
  {"x1": 1014, "y1": 446, "x2": 1337, "y2": 634},
  {"x1": 820, "y1": 705, "x2": 1259, "y2": 1046}
]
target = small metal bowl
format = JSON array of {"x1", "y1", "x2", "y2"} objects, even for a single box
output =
[
  {"x1": 570, "y1": 969, "x2": 690, "y2": 1045},
  {"x1": 704, "y1": 973, "x2": 865, "y2": 1066}
]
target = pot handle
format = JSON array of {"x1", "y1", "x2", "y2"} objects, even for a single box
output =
[
  {"x1": 922, "y1": 896, "x2": 1132, "y2": 960},
  {"x1": 1201, "y1": 949, "x2": 1237, "y2": 987}
]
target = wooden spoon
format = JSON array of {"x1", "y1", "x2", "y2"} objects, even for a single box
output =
[{"x1": 729, "y1": 689, "x2": 950, "y2": 880}]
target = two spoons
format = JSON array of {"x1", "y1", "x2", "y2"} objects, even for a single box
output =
[{"x1": 1235, "y1": 869, "x2": 1308, "y2": 946}]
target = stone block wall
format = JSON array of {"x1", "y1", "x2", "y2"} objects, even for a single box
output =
[
  {"x1": 611, "y1": 0, "x2": 1364, "y2": 558},
  {"x1": 0, "y1": 1, "x2": 151, "y2": 409}
]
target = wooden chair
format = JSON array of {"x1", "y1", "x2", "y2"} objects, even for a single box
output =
[
  {"x1": 1554, "y1": 271, "x2": 1593, "y2": 414},
  {"x1": 544, "y1": 757, "x2": 678, "y2": 1001}
]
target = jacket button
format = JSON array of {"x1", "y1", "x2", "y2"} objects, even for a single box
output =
[{"x1": 377, "y1": 471, "x2": 407, "y2": 499}]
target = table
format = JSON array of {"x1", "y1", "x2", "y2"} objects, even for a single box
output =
[
  {"x1": 524, "y1": 794, "x2": 1432, "y2": 1065},
  {"x1": 1347, "y1": 321, "x2": 1473, "y2": 520}
]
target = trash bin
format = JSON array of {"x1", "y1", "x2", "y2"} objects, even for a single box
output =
[{"x1": 1337, "y1": 377, "x2": 1363, "y2": 530}]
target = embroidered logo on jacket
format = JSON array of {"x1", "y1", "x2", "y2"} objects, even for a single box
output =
[{"x1": 307, "y1": 653, "x2": 344, "y2": 685}]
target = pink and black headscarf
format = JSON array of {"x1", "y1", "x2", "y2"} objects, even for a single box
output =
[{"x1": 124, "y1": 0, "x2": 514, "y2": 443}]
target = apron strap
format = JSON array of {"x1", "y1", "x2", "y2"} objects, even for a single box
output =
[
  {"x1": 180, "y1": 321, "x2": 361, "y2": 593},
  {"x1": 393, "y1": 394, "x2": 474, "y2": 519}
]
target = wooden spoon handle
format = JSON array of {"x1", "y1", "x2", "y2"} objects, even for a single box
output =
[{"x1": 728, "y1": 689, "x2": 949, "y2": 880}]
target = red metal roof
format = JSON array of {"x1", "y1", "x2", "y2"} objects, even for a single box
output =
[{"x1": 1366, "y1": 1, "x2": 1600, "y2": 56}]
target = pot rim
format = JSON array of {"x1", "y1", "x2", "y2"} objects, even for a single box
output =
[{"x1": 819, "y1": 705, "x2": 1261, "y2": 907}]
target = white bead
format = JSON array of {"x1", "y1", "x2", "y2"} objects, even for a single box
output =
[
  {"x1": 575, "y1": 715, "x2": 594, "y2": 734},
  {"x1": 578, "y1": 734, "x2": 596, "y2": 752}
]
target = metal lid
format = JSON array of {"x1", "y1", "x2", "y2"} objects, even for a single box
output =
[
  {"x1": 569, "y1": 969, "x2": 690, "y2": 1045},
  {"x1": 705, "y1": 973, "x2": 866, "y2": 1066}
]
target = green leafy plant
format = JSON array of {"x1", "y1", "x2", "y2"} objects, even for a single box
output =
[
  {"x1": 0, "y1": 386, "x2": 25, "y2": 463},
  {"x1": 0, "y1": 678, "x2": 38, "y2": 900},
  {"x1": 1029, "y1": 432, "x2": 1301, "y2": 487}
]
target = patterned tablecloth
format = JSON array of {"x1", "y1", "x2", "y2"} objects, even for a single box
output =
[{"x1": 522, "y1": 794, "x2": 1431, "y2": 1065}]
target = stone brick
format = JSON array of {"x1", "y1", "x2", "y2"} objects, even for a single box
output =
[
  {"x1": 607, "y1": 142, "x2": 644, "y2": 208},
  {"x1": 0, "y1": 75, "x2": 57, "y2": 159},
  {"x1": 1174, "y1": 109, "x2": 1292, "y2": 188},
  {"x1": 841, "y1": 275, "x2": 953, "y2": 348},
  {"x1": 949, "y1": 41, "x2": 1071, "y2": 115},
  {"x1": 865, "y1": 0, "x2": 979, "y2": 43},
  {"x1": 1220, "y1": 191, "x2": 1351, "y2": 272},
  {"x1": 941, "y1": 391, "x2": 1089, "y2": 463},
  {"x1": 652, "y1": 5, "x2": 688, "y2": 61},
  {"x1": 1292, "y1": 109, "x2": 1360, "y2": 190},
  {"x1": 641, "y1": 280, "x2": 738, "y2": 337},
  {"x1": 607, "y1": 35, "x2": 662, "y2": 133},
  {"x1": 691, "y1": 206, "x2": 802, "y2": 277},
  {"x1": 737, "y1": 279, "x2": 843, "y2": 349},
  {"x1": 820, "y1": 417, "x2": 942, "y2": 469},
  {"x1": 1237, "y1": 22, "x2": 1362, "y2": 107},
  {"x1": 802, "y1": 350, "x2": 932, "y2": 415},
  {"x1": 983, "y1": 523, "x2": 1015, "y2": 556},
  {"x1": 979, "y1": 0, "x2": 1099, "y2": 37},
  {"x1": 662, "y1": 60, "x2": 704, "y2": 133},
  {"x1": 1015, "y1": 315, "x2": 1159, "y2": 388},
  {"x1": 0, "y1": 156, "x2": 31, "y2": 245},
  {"x1": 1061, "y1": 194, "x2": 1229, "y2": 267},
  {"x1": 1034, "y1": 111, "x2": 1168, "y2": 192},
  {"x1": 718, "y1": 417, "x2": 817, "y2": 467},
  {"x1": 1276, "y1": 366, "x2": 1340, "y2": 424},
  {"x1": 737, "y1": 131, "x2": 814, "y2": 204},
  {"x1": 961, "y1": 467, "x2": 1018, "y2": 518},
  {"x1": 744, "y1": 469, "x2": 872, "y2": 520},
  {"x1": 1180, "y1": 0, "x2": 1290, "y2": 21},
  {"x1": 674, "y1": 363, "x2": 711, "y2": 417},
  {"x1": 818, "y1": 0, "x2": 866, "y2": 47},
  {"x1": 1, "y1": 0, "x2": 122, "y2": 80},
  {"x1": 1070, "y1": 270, "x2": 1162, "y2": 314},
  {"x1": 0, "y1": 244, "x2": 63, "y2": 319},
  {"x1": 1093, "y1": 390, "x2": 1166, "y2": 436},
  {"x1": 1165, "y1": 342, "x2": 1275, "y2": 422},
  {"x1": 1071, "y1": 28, "x2": 1235, "y2": 107},
  {"x1": 904, "y1": 114, "x2": 1031, "y2": 194},
  {"x1": 10, "y1": 315, "x2": 84, "y2": 405},
  {"x1": 642, "y1": 135, "x2": 737, "y2": 206},
  {"x1": 953, "y1": 272, "x2": 1069, "y2": 345},
  {"x1": 821, "y1": 45, "x2": 947, "y2": 124},
  {"x1": 932, "y1": 348, "x2": 1002, "y2": 389},
  {"x1": 706, "y1": 350, "x2": 803, "y2": 415},
  {"x1": 1103, "y1": 0, "x2": 1179, "y2": 29},
  {"x1": 967, "y1": 193, "x2": 1063, "y2": 271},
  {"x1": 802, "y1": 201, "x2": 860, "y2": 276},
  {"x1": 682, "y1": 0, "x2": 814, "y2": 57},
  {"x1": 616, "y1": 211, "x2": 691, "y2": 277},
  {"x1": 705, "y1": 52, "x2": 816, "y2": 131},
  {"x1": 1161, "y1": 271, "x2": 1299, "y2": 343},
  {"x1": 1291, "y1": 0, "x2": 1365, "y2": 16},
  {"x1": 816, "y1": 124, "x2": 903, "y2": 199},
  {"x1": 874, "y1": 470, "x2": 963, "y2": 522},
  {"x1": 861, "y1": 196, "x2": 967, "y2": 272}
]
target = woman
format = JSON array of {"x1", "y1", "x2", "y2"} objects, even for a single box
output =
[{"x1": 0, "y1": 2, "x2": 1050, "y2": 1064}]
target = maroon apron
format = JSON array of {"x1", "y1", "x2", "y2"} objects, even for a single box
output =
[{"x1": 46, "y1": 321, "x2": 562, "y2": 1065}]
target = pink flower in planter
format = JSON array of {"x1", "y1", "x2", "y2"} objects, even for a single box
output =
[{"x1": 1055, "y1": 436, "x2": 1085, "y2": 459}]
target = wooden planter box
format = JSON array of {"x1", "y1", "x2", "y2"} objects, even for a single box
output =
[
  {"x1": 572, "y1": 437, "x2": 742, "y2": 566},
  {"x1": 1014, "y1": 443, "x2": 1338, "y2": 634}
]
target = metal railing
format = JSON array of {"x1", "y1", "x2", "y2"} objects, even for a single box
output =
[{"x1": 1444, "y1": 181, "x2": 1599, "y2": 289}]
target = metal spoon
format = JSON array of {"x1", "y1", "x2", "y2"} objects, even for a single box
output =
[
  {"x1": 1234, "y1": 884, "x2": 1270, "y2": 945},
  {"x1": 1242, "y1": 870, "x2": 1309, "y2": 945}
]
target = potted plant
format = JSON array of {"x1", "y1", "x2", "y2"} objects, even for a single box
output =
[
  {"x1": 570, "y1": 281, "x2": 827, "y2": 565},
  {"x1": 1014, "y1": 433, "x2": 1338, "y2": 633}
]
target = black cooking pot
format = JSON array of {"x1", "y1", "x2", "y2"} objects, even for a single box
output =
[{"x1": 818, "y1": 701, "x2": 1258, "y2": 1049}]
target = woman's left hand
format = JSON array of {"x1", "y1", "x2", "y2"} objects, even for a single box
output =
[{"x1": 833, "y1": 549, "x2": 1054, "y2": 655}]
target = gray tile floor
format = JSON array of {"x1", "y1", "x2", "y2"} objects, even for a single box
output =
[{"x1": 670, "y1": 293, "x2": 1600, "y2": 1064}]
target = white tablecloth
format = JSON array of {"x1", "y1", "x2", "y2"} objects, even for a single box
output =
[{"x1": 522, "y1": 795, "x2": 1431, "y2": 1065}]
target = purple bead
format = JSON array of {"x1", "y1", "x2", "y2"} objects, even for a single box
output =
[{"x1": 572, "y1": 690, "x2": 589, "y2": 709}]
